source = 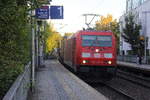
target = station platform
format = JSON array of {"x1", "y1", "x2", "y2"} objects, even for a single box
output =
[
  {"x1": 29, "y1": 60, "x2": 108, "y2": 100},
  {"x1": 117, "y1": 61, "x2": 150, "y2": 72}
]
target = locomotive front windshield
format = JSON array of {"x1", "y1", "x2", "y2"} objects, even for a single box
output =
[{"x1": 82, "y1": 35, "x2": 112, "y2": 47}]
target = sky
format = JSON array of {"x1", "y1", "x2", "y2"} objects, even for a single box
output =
[{"x1": 50, "y1": 0, "x2": 126, "y2": 35}]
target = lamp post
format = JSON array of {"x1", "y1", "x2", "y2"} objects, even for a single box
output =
[{"x1": 119, "y1": 21, "x2": 124, "y2": 55}]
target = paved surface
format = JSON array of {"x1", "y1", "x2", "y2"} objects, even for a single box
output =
[
  {"x1": 117, "y1": 61, "x2": 150, "y2": 71},
  {"x1": 29, "y1": 60, "x2": 108, "y2": 100}
]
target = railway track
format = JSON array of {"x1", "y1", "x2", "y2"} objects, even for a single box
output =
[
  {"x1": 79, "y1": 74, "x2": 135, "y2": 100},
  {"x1": 85, "y1": 69, "x2": 150, "y2": 100},
  {"x1": 117, "y1": 69, "x2": 150, "y2": 88},
  {"x1": 88, "y1": 79, "x2": 136, "y2": 100},
  {"x1": 103, "y1": 82, "x2": 135, "y2": 100},
  {"x1": 63, "y1": 63, "x2": 150, "y2": 100}
]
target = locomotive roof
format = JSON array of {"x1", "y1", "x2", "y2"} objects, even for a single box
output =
[
  {"x1": 78, "y1": 30, "x2": 112, "y2": 33},
  {"x1": 64, "y1": 30, "x2": 114, "y2": 39}
]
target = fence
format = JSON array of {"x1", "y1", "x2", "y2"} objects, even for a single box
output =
[
  {"x1": 3, "y1": 63, "x2": 31, "y2": 100},
  {"x1": 117, "y1": 55, "x2": 150, "y2": 64}
]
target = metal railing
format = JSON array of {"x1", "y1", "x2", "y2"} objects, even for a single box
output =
[
  {"x1": 117, "y1": 55, "x2": 150, "y2": 64},
  {"x1": 3, "y1": 62, "x2": 31, "y2": 100}
]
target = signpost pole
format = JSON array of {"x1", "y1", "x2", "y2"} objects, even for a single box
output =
[
  {"x1": 30, "y1": 0, "x2": 35, "y2": 92},
  {"x1": 30, "y1": 0, "x2": 65, "y2": 92}
]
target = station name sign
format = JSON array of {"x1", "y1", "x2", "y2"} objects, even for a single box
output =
[
  {"x1": 36, "y1": 6, "x2": 49, "y2": 19},
  {"x1": 36, "y1": 5, "x2": 64, "y2": 20}
]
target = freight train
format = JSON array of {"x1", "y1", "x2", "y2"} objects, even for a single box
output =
[{"x1": 58, "y1": 30, "x2": 117, "y2": 79}]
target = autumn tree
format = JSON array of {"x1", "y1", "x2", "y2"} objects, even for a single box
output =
[
  {"x1": 43, "y1": 22, "x2": 62, "y2": 54},
  {"x1": 96, "y1": 14, "x2": 119, "y2": 31},
  {"x1": 46, "y1": 32, "x2": 62, "y2": 53},
  {"x1": 64, "y1": 32, "x2": 74, "y2": 37},
  {"x1": 95, "y1": 14, "x2": 120, "y2": 52}
]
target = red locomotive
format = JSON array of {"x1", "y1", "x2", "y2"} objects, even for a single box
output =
[{"x1": 59, "y1": 30, "x2": 117, "y2": 78}]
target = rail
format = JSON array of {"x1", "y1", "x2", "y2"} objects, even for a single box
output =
[
  {"x1": 3, "y1": 62, "x2": 31, "y2": 100},
  {"x1": 117, "y1": 55, "x2": 150, "y2": 64}
]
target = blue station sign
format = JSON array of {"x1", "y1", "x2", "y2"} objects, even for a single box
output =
[
  {"x1": 36, "y1": 6, "x2": 49, "y2": 19},
  {"x1": 50, "y1": 6, "x2": 64, "y2": 19}
]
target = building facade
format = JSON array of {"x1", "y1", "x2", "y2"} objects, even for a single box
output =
[{"x1": 119, "y1": 0, "x2": 150, "y2": 56}]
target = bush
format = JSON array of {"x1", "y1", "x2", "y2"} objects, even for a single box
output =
[{"x1": 0, "y1": 0, "x2": 30, "y2": 98}]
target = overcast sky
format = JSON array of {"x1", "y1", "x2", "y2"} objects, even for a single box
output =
[{"x1": 50, "y1": 0, "x2": 126, "y2": 35}]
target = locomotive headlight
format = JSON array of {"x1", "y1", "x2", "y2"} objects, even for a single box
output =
[
  {"x1": 108, "y1": 61, "x2": 112, "y2": 64},
  {"x1": 83, "y1": 60, "x2": 86, "y2": 64},
  {"x1": 95, "y1": 49, "x2": 99, "y2": 52}
]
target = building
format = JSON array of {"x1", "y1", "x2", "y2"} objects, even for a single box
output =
[{"x1": 119, "y1": 0, "x2": 150, "y2": 56}]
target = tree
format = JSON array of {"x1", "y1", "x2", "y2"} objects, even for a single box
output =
[
  {"x1": 122, "y1": 13, "x2": 143, "y2": 55},
  {"x1": 0, "y1": 0, "x2": 31, "y2": 98},
  {"x1": 64, "y1": 32, "x2": 74, "y2": 37},
  {"x1": 46, "y1": 32, "x2": 62, "y2": 53},
  {"x1": 95, "y1": 14, "x2": 119, "y2": 33},
  {"x1": 42, "y1": 22, "x2": 62, "y2": 53},
  {"x1": 0, "y1": 0, "x2": 43, "y2": 98},
  {"x1": 95, "y1": 14, "x2": 120, "y2": 52}
]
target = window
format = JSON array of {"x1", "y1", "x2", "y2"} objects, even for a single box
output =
[
  {"x1": 82, "y1": 35, "x2": 112, "y2": 47},
  {"x1": 127, "y1": 0, "x2": 148, "y2": 11}
]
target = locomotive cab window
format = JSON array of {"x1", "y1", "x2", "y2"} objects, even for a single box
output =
[{"x1": 82, "y1": 35, "x2": 112, "y2": 47}]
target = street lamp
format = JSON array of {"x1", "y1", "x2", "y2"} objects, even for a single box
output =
[{"x1": 119, "y1": 21, "x2": 124, "y2": 55}]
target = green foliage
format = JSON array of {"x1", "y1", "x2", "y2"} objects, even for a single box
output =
[
  {"x1": 0, "y1": 0, "x2": 50, "y2": 97},
  {"x1": 122, "y1": 13, "x2": 143, "y2": 55},
  {"x1": 0, "y1": 0, "x2": 33, "y2": 98}
]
